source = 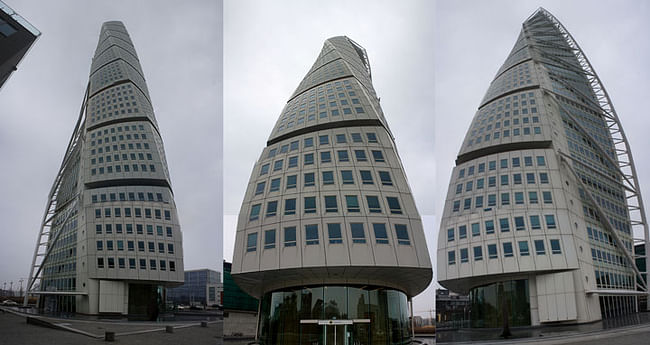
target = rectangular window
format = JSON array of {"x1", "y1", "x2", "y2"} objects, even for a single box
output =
[
  {"x1": 345, "y1": 195, "x2": 360, "y2": 212},
  {"x1": 322, "y1": 171, "x2": 334, "y2": 185},
  {"x1": 536, "y1": 156, "x2": 546, "y2": 166},
  {"x1": 386, "y1": 197, "x2": 402, "y2": 214},
  {"x1": 460, "y1": 248, "x2": 469, "y2": 263},
  {"x1": 373, "y1": 223, "x2": 389, "y2": 244},
  {"x1": 327, "y1": 223, "x2": 343, "y2": 244},
  {"x1": 286, "y1": 175, "x2": 297, "y2": 189},
  {"x1": 540, "y1": 173, "x2": 549, "y2": 184},
  {"x1": 255, "y1": 182, "x2": 266, "y2": 195},
  {"x1": 304, "y1": 172, "x2": 315, "y2": 186},
  {"x1": 351, "y1": 223, "x2": 366, "y2": 243},
  {"x1": 499, "y1": 218, "x2": 510, "y2": 232},
  {"x1": 264, "y1": 229, "x2": 276, "y2": 249},
  {"x1": 305, "y1": 224, "x2": 319, "y2": 245},
  {"x1": 526, "y1": 173, "x2": 535, "y2": 184},
  {"x1": 128, "y1": 241, "x2": 134, "y2": 251},
  {"x1": 447, "y1": 228, "x2": 455, "y2": 242},
  {"x1": 534, "y1": 240, "x2": 546, "y2": 255},
  {"x1": 148, "y1": 242, "x2": 154, "y2": 252},
  {"x1": 97, "y1": 258, "x2": 104, "y2": 268},
  {"x1": 371, "y1": 150, "x2": 385, "y2": 162},
  {"x1": 96, "y1": 240, "x2": 103, "y2": 251},
  {"x1": 485, "y1": 220, "x2": 495, "y2": 234},
  {"x1": 138, "y1": 241, "x2": 145, "y2": 252},
  {"x1": 524, "y1": 156, "x2": 533, "y2": 166},
  {"x1": 129, "y1": 258, "x2": 136, "y2": 269},
  {"x1": 500, "y1": 159, "x2": 508, "y2": 169},
  {"x1": 475, "y1": 196, "x2": 484, "y2": 208},
  {"x1": 500, "y1": 175, "x2": 509, "y2": 186},
  {"x1": 513, "y1": 173, "x2": 522, "y2": 185},
  {"x1": 158, "y1": 242, "x2": 165, "y2": 253},
  {"x1": 360, "y1": 170, "x2": 374, "y2": 184},
  {"x1": 453, "y1": 200, "x2": 460, "y2": 212},
  {"x1": 269, "y1": 178, "x2": 281, "y2": 192},
  {"x1": 319, "y1": 135, "x2": 329, "y2": 145},
  {"x1": 488, "y1": 176, "x2": 496, "y2": 187},
  {"x1": 336, "y1": 134, "x2": 347, "y2": 143},
  {"x1": 501, "y1": 193, "x2": 510, "y2": 205},
  {"x1": 529, "y1": 191, "x2": 538, "y2": 204},
  {"x1": 459, "y1": 225, "x2": 467, "y2": 239},
  {"x1": 304, "y1": 197, "x2": 317, "y2": 213},
  {"x1": 395, "y1": 224, "x2": 410, "y2": 245},
  {"x1": 474, "y1": 246, "x2": 483, "y2": 261},
  {"x1": 466, "y1": 181, "x2": 473, "y2": 192},
  {"x1": 273, "y1": 159, "x2": 283, "y2": 171},
  {"x1": 550, "y1": 239, "x2": 562, "y2": 254},
  {"x1": 166, "y1": 227, "x2": 172, "y2": 237},
  {"x1": 530, "y1": 215, "x2": 541, "y2": 230},
  {"x1": 324, "y1": 196, "x2": 338, "y2": 212},
  {"x1": 304, "y1": 137, "x2": 314, "y2": 147},
  {"x1": 512, "y1": 157, "x2": 520, "y2": 167},
  {"x1": 117, "y1": 240, "x2": 124, "y2": 251},
  {"x1": 266, "y1": 201, "x2": 278, "y2": 217},
  {"x1": 367, "y1": 196, "x2": 382, "y2": 213},
  {"x1": 320, "y1": 151, "x2": 332, "y2": 163},
  {"x1": 545, "y1": 214, "x2": 557, "y2": 229},
  {"x1": 476, "y1": 178, "x2": 484, "y2": 189},
  {"x1": 471, "y1": 223, "x2": 480, "y2": 237},
  {"x1": 149, "y1": 260, "x2": 156, "y2": 270},
  {"x1": 168, "y1": 243, "x2": 174, "y2": 254},
  {"x1": 519, "y1": 241, "x2": 530, "y2": 256},
  {"x1": 249, "y1": 204, "x2": 261, "y2": 220},
  {"x1": 367, "y1": 133, "x2": 378, "y2": 143},
  {"x1": 246, "y1": 233, "x2": 257, "y2": 252},
  {"x1": 284, "y1": 198, "x2": 296, "y2": 215},
  {"x1": 351, "y1": 133, "x2": 362, "y2": 142},
  {"x1": 341, "y1": 170, "x2": 354, "y2": 184},
  {"x1": 304, "y1": 153, "x2": 314, "y2": 165},
  {"x1": 515, "y1": 192, "x2": 524, "y2": 204},
  {"x1": 354, "y1": 150, "x2": 367, "y2": 162},
  {"x1": 337, "y1": 150, "x2": 349, "y2": 162},
  {"x1": 488, "y1": 161, "x2": 496, "y2": 170},
  {"x1": 488, "y1": 194, "x2": 496, "y2": 206},
  {"x1": 543, "y1": 191, "x2": 553, "y2": 204},
  {"x1": 288, "y1": 156, "x2": 298, "y2": 168},
  {"x1": 139, "y1": 259, "x2": 146, "y2": 269},
  {"x1": 448, "y1": 250, "x2": 456, "y2": 265},
  {"x1": 503, "y1": 242, "x2": 514, "y2": 257},
  {"x1": 284, "y1": 227, "x2": 296, "y2": 247},
  {"x1": 464, "y1": 198, "x2": 471, "y2": 210},
  {"x1": 488, "y1": 244, "x2": 498, "y2": 259},
  {"x1": 514, "y1": 216, "x2": 525, "y2": 231}
]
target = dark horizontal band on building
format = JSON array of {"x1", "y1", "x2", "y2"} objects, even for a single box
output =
[
  {"x1": 267, "y1": 119, "x2": 385, "y2": 146},
  {"x1": 479, "y1": 84, "x2": 540, "y2": 109},
  {"x1": 456, "y1": 140, "x2": 553, "y2": 165},
  {"x1": 86, "y1": 115, "x2": 161, "y2": 137},
  {"x1": 85, "y1": 178, "x2": 172, "y2": 193}
]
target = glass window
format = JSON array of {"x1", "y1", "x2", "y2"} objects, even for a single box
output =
[
  {"x1": 536, "y1": 156, "x2": 546, "y2": 166},
  {"x1": 488, "y1": 176, "x2": 496, "y2": 187},
  {"x1": 515, "y1": 192, "x2": 524, "y2": 204},
  {"x1": 499, "y1": 218, "x2": 510, "y2": 232},
  {"x1": 246, "y1": 233, "x2": 257, "y2": 252},
  {"x1": 304, "y1": 153, "x2": 314, "y2": 165},
  {"x1": 341, "y1": 170, "x2": 354, "y2": 184},
  {"x1": 447, "y1": 228, "x2": 454, "y2": 242},
  {"x1": 345, "y1": 195, "x2": 360, "y2": 212},
  {"x1": 448, "y1": 250, "x2": 456, "y2": 265},
  {"x1": 477, "y1": 178, "x2": 484, "y2": 189},
  {"x1": 530, "y1": 215, "x2": 541, "y2": 230},
  {"x1": 284, "y1": 227, "x2": 296, "y2": 247},
  {"x1": 513, "y1": 173, "x2": 522, "y2": 184},
  {"x1": 319, "y1": 135, "x2": 329, "y2": 145},
  {"x1": 288, "y1": 156, "x2": 298, "y2": 168},
  {"x1": 304, "y1": 137, "x2": 314, "y2": 147},
  {"x1": 367, "y1": 196, "x2": 381, "y2": 213},
  {"x1": 286, "y1": 175, "x2": 297, "y2": 189},
  {"x1": 304, "y1": 172, "x2": 315, "y2": 186},
  {"x1": 503, "y1": 242, "x2": 514, "y2": 257},
  {"x1": 255, "y1": 181, "x2": 266, "y2": 195},
  {"x1": 350, "y1": 223, "x2": 366, "y2": 243},
  {"x1": 459, "y1": 225, "x2": 467, "y2": 239},
  {"x1": 337, "y1": 150, "x2": 349, "y2": 162},
  {"x1": 351, "y1": 133, "x2": 362, "y2": 142},
  {"x1": 264, "y1": 229, "x2": 276, "y2": 249},
  {"x1": 395, "y1": 224, "x2": 411, "y2": 245},
  {"x1": 273, "y1": 159, "x2": 283, "y2": 171},
  {"x1": 518, "y1": 241, "x2": 530, "y2": 256},
  {"x1": 320, "y1": 151, "x2": 332, "y2": 163},
  {"x1": 512, "y1": 157, "x2": 520, "y2": 167},
  {"x1": 366, "y1": 133, "x2": 378, "y2": 143},
  {"x1": 324, "y1": 196, "x2": 338, "y2": 212},
  {"x1": 305, "y1": 224, "x2": 319, "y2": 245},
  {"x1": 526, "y1": 173, "x2": 535, "y2": 184},
  {"x1": 371, "y1": 150, "x2": 385, "y2": 162},
  {"x1": 534, "y1": 240, "x2": 546, "y2": 255},
  {"x1": 501, "y1": 175, "x2": 509, "y2": 186},
  {"x1": 387, "y1": 197, "x2": 402, "y2": 214},
  {"x1": 249, "y1": 204, "x2": 261, "y2": 220},
  {"x1": 543, "y1": 191, "x2": 553, "y2": 204},
  {"x1": 327, "y1": 224, "x2": 343, "y2": 244},
  {"x1": 488, "y1": 244, "x2": 498, "y2": 259},
  {"x1": 529, "y1": 191, "x2": 538, "y2": 204},
  {"x1": 322, "y1": 171, "x2": 334, "y2": 185},
  {"x1": 266, "y1": 201, "x2": 278, "y2": 217},
  {"x1": 501, "y1": 193, "x2": 510, "y2": 205},
  {"x1": 284, "y1": 198, "x2": 296, "y2": 215},
  {"x1": 524, "y1": 156, "x2": 533, "y2": 166},
  {"x1": 355, "y1": 150, "x2": 367, "y2": 161},
  {"x1": 475, "y1": 195, "x2": 484, "y2": 208},
  {"x1": 453, "y1": 200, "x2": 460, "y2": 212},
  {"x1": 545, "y1": 214, "x2": 557, "y2": 229},
  {"x1": 540, "y1": 172, "x2": 549, "y2": 184},
  {"x1": 485, "y1": 220, "x2": 495, "y2": 234},
  {"x1": 460, "y1": 248, "x2": 469, "y2": 263},
  {"x1": 514, "y1": 216, "x2": 525, "y2": 230},
  {"x1": 373, "y1": 223, "x2": 389, "y2": 244},
  {"x1": 304, "y1": 197, "x2": 317, "y2": 213},
  {"x1": 360, "y1": 170, "x2": 374, "y2": 184},
  {"x1": 550, "y1": 239, "x2": 562, "y2": 254},
  {"x1": 471, "y1": 223, "x2": 480, "y2": 237},
  {"x1": 464, "y1": 198, "x2": 471, "y2": 209},
  {"x1": 500, "y1": 159, "x2": 508, "y2": 169},
  {"x1": 336, "y1": 134, "x2": 347, "y2": 143},
  {"x1": 269, "y1": 178, "x2": 281, "y2": 192},
  {"x1": 488, "y1": 194, "x2": 496, "y2": 206},
  {"x1": 474, "y1": 246, "x2": 483, "y2": 261}
]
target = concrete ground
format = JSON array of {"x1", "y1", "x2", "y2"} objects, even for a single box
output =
[{"x1": 0, "y1": 308, "x2": 223, "y2": 345}]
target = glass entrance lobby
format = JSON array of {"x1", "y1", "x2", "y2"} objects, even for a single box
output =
[{"x1": 258, "y1": 285, "x2": 412, "y2": 345}]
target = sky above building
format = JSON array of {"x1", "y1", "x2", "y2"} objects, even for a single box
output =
[{"x1": 0, "y1": 0, "x2": 223, "y2": 293}]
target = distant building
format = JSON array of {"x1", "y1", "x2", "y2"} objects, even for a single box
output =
[
  {"x1": 435, "y1": 289, "x2": 469, "y2": 329},
  {"x1": 167, "y1": 269, "x2": 221, "y2": 307},
  {"x1": 0, "y1": 0, "x2": 39, "y2": 90},
  {"x1": 223, "y1": 261, "x2": 257, "y2": 312}
]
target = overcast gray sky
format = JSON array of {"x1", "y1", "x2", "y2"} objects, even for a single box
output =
[
  {"x1": 0, "y1": 0, "x2": 223, "y2": 292},
  {"x1": 224, "y1": 0, "x2": 650, "y2": 317},
  {"x1": 433, "y1": 0, "x2": 650, "y2": 314}
]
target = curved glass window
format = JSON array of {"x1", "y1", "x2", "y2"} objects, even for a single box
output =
[
  {"x1": 469, "y1": 279, "x2": 530, "y2": 328},
  {"x1": 258, "y1": 285, "x2": 411, "y2": 344}
]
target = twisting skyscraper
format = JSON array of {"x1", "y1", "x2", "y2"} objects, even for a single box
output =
[
  {"x1": 437, "y1": 8, "x2": 649, "y2": 327},
  {"x1": 25, "y1": 21, "x2": 184, "y2": 316},
  {"x1": 231, "y1": 37, "x2": 432, "y2": 344}
]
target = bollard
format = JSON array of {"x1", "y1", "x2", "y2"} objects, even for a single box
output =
[
  {"x1": 201, "y1": 321, "x2": 208, "y2": 328},
  {"x1": 105, "y1": 331, "x2": 115, "y2": 342},
  {"x1": 165, "y1": 325, "x2": 174, "y2": 333}
]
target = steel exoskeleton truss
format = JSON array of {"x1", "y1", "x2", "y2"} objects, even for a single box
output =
[
  {"x1": 526, "y1": 8, "x2": 650, "y2": 309},
  {"x1": 23, "y1": 84, "x2": 88, "y2": 306}
]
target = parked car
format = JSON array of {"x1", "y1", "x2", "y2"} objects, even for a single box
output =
[{"x1": 1, "y1": 300, "x2": 18, "y2": 306}]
